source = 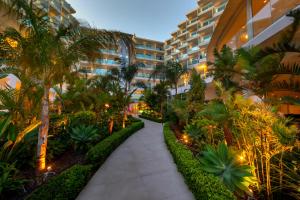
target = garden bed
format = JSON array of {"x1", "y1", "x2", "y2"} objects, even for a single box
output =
[
  {"x1": 26, "y1": 120, "x2": 144, "y2": 200},
  {"x1": 163, "y1": 123, "x2": 236, "y2": 200},
  {"x1": 139, "y1": 113, "x2": 165, "y2": 123}
]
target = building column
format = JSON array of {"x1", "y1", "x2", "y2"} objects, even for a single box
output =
[{"x1": 246, "y1": 0, "x2": 254, "y2": 40}]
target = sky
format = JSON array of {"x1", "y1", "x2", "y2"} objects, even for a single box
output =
[{"x1": 68, "y1": 0, "x2": 197, "y2": 42}]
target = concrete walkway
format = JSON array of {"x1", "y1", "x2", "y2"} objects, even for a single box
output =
[{"x1": 77, "y1": 119, "x2": 195, "y2": 200}]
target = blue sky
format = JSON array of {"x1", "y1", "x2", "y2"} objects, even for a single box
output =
[{"x1": 68, "y1": 0, "x2": 197, "y2": 42}]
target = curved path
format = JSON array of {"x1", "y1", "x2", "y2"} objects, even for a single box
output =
[{"x1": 77, "y1": 119, "x2": 195, "y2": 200}]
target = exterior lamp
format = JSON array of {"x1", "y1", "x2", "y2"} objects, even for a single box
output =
[{"x1": 105, "y1": 103, "x2": 110, "y2": 108}]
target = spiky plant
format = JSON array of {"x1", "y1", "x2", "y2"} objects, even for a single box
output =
[
  {"x1": 70, "y1": 125, "x2": 99, "y2": 152},
  {"x1": 199, "y1": 143, "x2": 257, "y2": 196}
]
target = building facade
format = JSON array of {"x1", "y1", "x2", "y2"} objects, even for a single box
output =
[
  {"x1": 79, "y1": 36, "x2": 164, "y2": 101},
  {"x1": 164, "y1": 0, "x2": 227, "y2": 73},
  {"x1": 0, "y1": 0, "x2": 77, "y2": 89},
  {"x1": 207, "y1": 0, "x2": 300, "y2": 114},
  {"x1": 163, "y1": 0, "x2": 227, "y2": 95}
]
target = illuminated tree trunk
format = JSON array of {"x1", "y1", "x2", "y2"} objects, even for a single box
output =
[
  {"x1": 36, "y1": 84, "x2": 50, "y2": 173},
  {"x1": 109, "y1": 118, "x2": 114, "y2": 134},
  {"x1": 57, "y1": 83, "x2": 63, "y2": 115},
  {"x1": 223, "y1": 123, "x2": 234, "y2": 146}
]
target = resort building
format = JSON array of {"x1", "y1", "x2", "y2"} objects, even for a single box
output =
[
  {"x1": 164, "y1": 0, "x2": 227, "y2": 94},
  {"x1": 207, "y1": 0, "x2": 300, "y2": 115},
  {"x1": 78, "y1": 36, "x2": 165, "y2": 101},
  {"x1": 0, "y1": 0, "x2": 78, "y2": 89},
  {"x1": 0, "y1": 0, "x2": 77, "y2": 32}
]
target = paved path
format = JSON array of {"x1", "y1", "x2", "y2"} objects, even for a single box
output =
[{"x1": 77, "y1": 119, "x2": 195, "y2": 200}]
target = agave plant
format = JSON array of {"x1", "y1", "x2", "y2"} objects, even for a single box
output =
[
  {"x1": 70, "y1": 125, "x2": 99, "y2": 152},
  {"x1": 199, "y1": 142, "x2": 257, "y2": 195}
]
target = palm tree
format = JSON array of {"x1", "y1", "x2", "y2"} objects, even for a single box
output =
[
  {"x1": 151, "y1": 61, "x2": 188, "y2": 96},
  {"x1": 0, "y1": 0, "x2": 134, "y2": 172},
  {"x1": 153, "y1": 81, "x2": 170, "y2": 120},
  {"x1": 209, "y1": 45, "x2": 239, "y2": 91}
]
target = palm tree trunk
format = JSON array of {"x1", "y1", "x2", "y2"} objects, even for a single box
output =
[
  {"x1": 57, "y1": 82, "x2": 63, "y2": 115},
  {"x1": 175, "y1": 83, "x2": 178, "y2": 96},
  {"x1": 223, "y1": 123, "x2": 234, "y2": 146},
  {"x1": 36, "y1": 84, "x2": 50, "y2": 173},
  {"x1": 109, "y1": 118, "x2": 114, "y2": 134}
]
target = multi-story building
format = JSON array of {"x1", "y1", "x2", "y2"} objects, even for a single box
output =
[
  {"x1": 0, "y1": 0, "x2": 78, "y2": 88},
  {"x1": 164, "y1": 0, "x2": 227, "y2": 94},
  {"x1": 0, "y1": 0, "x2": 77, "y2": 32},
  {"x1": 35, "y1": 0, "x2": 78, "y2": 29},
  {"x1": 79, "y1": 36, "x2": 164, "y2": 101},
  {"x1": 207, "y1": 0, "x2": 300, "y2": 114}
]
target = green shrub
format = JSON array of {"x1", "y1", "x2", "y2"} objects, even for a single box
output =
[
  {"x1": 86, "y1": 121, "x2": 144, "y2": 168},
  {"x1": 69, "y1": 111, "x2": 97, "y2": 126},
  {"x1": 139, "y1": 113, "x2": 164, "y2": 123},
  {"x1": 26, "y1": 164, "x2": 92, "y2": 200},
  {"x1": 163, "y1": 123, "x2": 236, "y2": 200},
  {"x1": 0, "y1": 162, "x2": 26, "y2": 199}
]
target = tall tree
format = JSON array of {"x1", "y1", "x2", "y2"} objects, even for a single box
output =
[
  {"x1": 151, "y1": 61, "x2": 188, "y2": 96},
  {"x1": 0, "y1": 0, "x2": 134, "y2": 172}
]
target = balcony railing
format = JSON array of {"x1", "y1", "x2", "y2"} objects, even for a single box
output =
[
  {"x1": 135, "y1": 45, "x2": 163, "y2": 52},
  {"x1": 99, "y1": 49, "x2": 119, "y2": 55},
  {"x1": 97, "y1": 59, "x2": 120, "y2": 66}
]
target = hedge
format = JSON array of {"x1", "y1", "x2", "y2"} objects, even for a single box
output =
[
  {"x1": 26, "y1": 164, "x2": 92, "y2": 200},
  {"x1": 27, "y1": 120, "x2": 144, "y2": 200},
  {"x1": 139, "y1": 114, "x2": 164, "y2": 123},
  {"x1": 163, "y1": 123, "x2": 236, "y2": 200},
  {"x1": 85, "y1": 120, "x2": 144, "y2": 167}
]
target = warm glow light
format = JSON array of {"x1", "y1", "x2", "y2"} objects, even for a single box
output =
[
  {"x1": 184, "y1": 139, "x2": 189, "y2": 143},
  {"x1": 240, "y1": 33, "x2": 249, "y2": 42},
  {"x1": 47, "y1": 166, "x2": 52, "y2": 172},
  {"x1": 105, "y1": 103, "x2": 110, "y2": 108},
  {"x1": 5, "y1": 37, "x2": 18, "y2": 48},
  {"x1": 239, "y1": 155, "x2": 245, "y2": 162}
]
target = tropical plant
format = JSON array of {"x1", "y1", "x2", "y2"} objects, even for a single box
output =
[
  {"x1": 199, "y1": 143, "x2": 257, "y2": 196},
  {"x1": 151, "y1": 61, "x2": 187, "y2": 95},
  {"x1": 186, "y1": 69, "x2": 206, "y2": 120},
  {"x1": 0, "y1": 162, "x2": 26, "y2": 198},
  {"x1": 0, "y1": 0, "x2": 134, "y2": 172},
  {"x1": 70, "y1": 125, "x2": 99, "y2": 152},
  {"x1": 209, "y1": 46, "x2": 239, "y2": 90}
]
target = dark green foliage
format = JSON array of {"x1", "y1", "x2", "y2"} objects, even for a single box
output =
[
  {"x1": 199, "y1": 143, "x2": 256, "y2": 195},
  {"x1": 86, "y1": 121, "x2": 144, "y2": 168},
  {"x1": 139, "y1": 113, "x2": 164, "y2": 123},
  {"x1": 187, "y1": 69, "x2": 206, "y2": 119},
  {"x1": 26, "y1": 165, "x2": 92, "y2": 200},
  {"x1": 163, "y1": 123, "x2": 236, "y2": 200},
  {"x1": 70, "y1": 125, "x2": 99, "y2": 152},
  {"x1": 0, "y1": 162, "x2": 26, "y2": 199},
  {"x1": 69, "y1": 111, "x2": 97, "y2": 127}
]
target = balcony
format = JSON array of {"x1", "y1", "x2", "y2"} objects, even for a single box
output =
[
  {"x1": 97, "y1": 59, "x2": 120, "y2": 66},
  {"x1": 198, "y1": 20, "x2": 214, "y2": 32},
  {"x1": 171, "y1": 39, "x2": 180, "y2": 45},
  {"x1": 99, "y1": 49, "x2": 119, "y2": 56},
  {"x1": 179, "y1": 54, "x2": 189, "y2": 61},
  {"x1": 187, "y1": 33, "x2": 199, "y2": 41},
  {"x1": 198, "y1": 3, "x2": 213, "y2": 16},
  {"x1": 135, "y1": 45, "x2": 164, "y2": 52},
  {"x1": 187, "y1": 18, "x2": 198, "y2": 28},
  {"x1": 136, "y1": 54, "x2": 164, "y2": 62},
  {"x1": 50, "y1": 0, "x2": 61, "y2": 13},
  {"x1": 214, "y1": 3, "x2": 226, "y2": 17},
  {"x1": 171, "y1": 49, "x2": 180, "y2": 56},
  {"x1": 188, "y1": 46, "x2": 200, "y2": 54},
  {"x1": 199, "y1": 36, "x2": 211, "y2": 47},
  {"x1": 178, "y1": 42, "x2": 188, "y2": 49},
  {"x1": 165, "y1": 55, "x2": 173, "y2": 61}
]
